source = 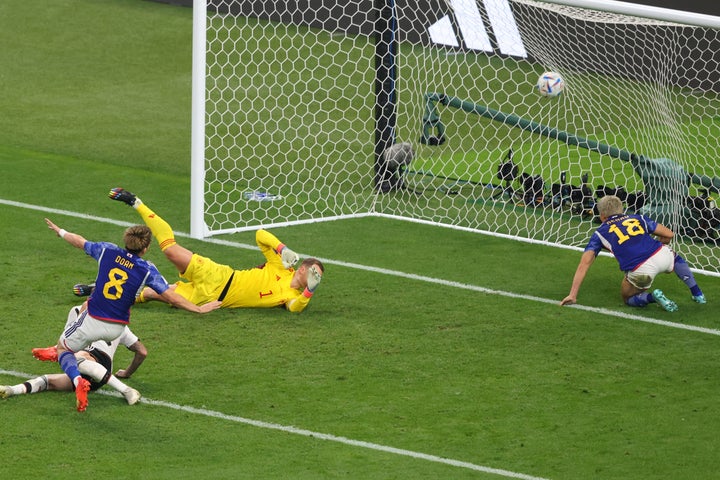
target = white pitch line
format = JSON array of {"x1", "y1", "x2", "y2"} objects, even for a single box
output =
[
  {"x1": 3, "y1": 197, "x2": 719, "y2": 337},
  {"x1": 140, "y1": 397, "x2": 550, "y2": 480},
  {"x1": 324, "y1": 259, "x2": 720, "y2": 337},
  {"x1": 0, "y1": 368, "x2": 549, "y2": 480},
  {"x1": 2, "y1": 198, "x2": 715, "y2": 478}
]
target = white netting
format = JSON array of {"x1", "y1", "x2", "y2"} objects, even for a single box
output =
[
  {"x1": 200, "y1": 2, "x2": 375, "y2": 235},
  {"x1": 195, "y1": 0, "x2": 720, "y2": 274}
]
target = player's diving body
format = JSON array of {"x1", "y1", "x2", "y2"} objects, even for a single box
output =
[{"x1": 104, "y1": 188, "x2": 324, "y2": 313}]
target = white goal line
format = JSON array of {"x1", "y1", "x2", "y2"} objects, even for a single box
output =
[{"x1": 1, "y1": 197, "x2": 718, "y2": 337}]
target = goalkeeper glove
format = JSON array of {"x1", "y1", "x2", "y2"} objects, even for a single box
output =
[
  {"x1": 306, "y1": 265, "x2": 322, "y2": 293},
  {"x1": 279, "y1": 245, "x2": 299, "y2": 269}
]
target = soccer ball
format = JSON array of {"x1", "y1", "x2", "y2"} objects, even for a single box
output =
[{"x1": 536, "y1": 71, "x2": 565, "y2": 98}]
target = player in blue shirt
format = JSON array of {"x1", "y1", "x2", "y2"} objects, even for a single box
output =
[
  {"x1": 43, "y1": 218, "x2": 221, "y2": 412},
  {"x1": 3, "y1": 305, "x2": 147, "y2": 405},
  {"x1": 560, "y1": 195, "x2": 706, "y2": 311}
]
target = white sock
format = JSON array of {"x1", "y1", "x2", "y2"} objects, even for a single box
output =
[
  {"x1": 78, "y1": 360, "x2": 130, "y2": 394},
  {"x1": 106, "y1": 376, "x2": 132, "y2": 394},
  {"x1": 28, "y1": 375, "x2": 49, "y2": 394},
  {"x1": 12, "y1": 375, "x2": 49, "y2": 395},
  {"x1": 6, "y1": 384, "x2": 22, "y2": 396}
]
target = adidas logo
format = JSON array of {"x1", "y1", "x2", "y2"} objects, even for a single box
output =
[{"x1": 428, "y1": 0, "x2": 527, "y2": 58}]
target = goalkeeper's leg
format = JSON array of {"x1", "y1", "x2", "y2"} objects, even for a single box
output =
[
  {"x1": 135, "y1": 202, "x2": 178, "y2": 252},
  {"x1": 109, "y1": 188, "x2": 192, "y2": 273},
  {"x1": 136, "y1": 206, "x2": 193, "y2": 273}
]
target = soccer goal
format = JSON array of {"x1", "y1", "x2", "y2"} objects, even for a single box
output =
[{"x1": 191, "y1": 0, "x2": 720, "y2": 275}]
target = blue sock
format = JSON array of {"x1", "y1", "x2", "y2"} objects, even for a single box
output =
[
  {"x1": 674, "y1": 255, "x2": 703, "y2": 296},
  {"x1": 59, "y1": 351, "x2": 81, "y2": 384},
  {"x1": 626, "y1": 292, "x2": 654, "y2": 307}
]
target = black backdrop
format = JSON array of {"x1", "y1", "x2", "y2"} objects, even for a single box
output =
[
  {"x1": 157, "y1": 0, "x2": 720, "y2": 21},
  {"x1": 624, "y1": 1, "x2": 720, "y2": 17},
  {"x1": 156, "y1": 0, "x2": 720, "y2": 92}
]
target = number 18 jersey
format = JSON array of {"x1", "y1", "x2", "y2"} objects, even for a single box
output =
[{"x1": 585, "y1": 213, "x2": 663, "y2": 272}]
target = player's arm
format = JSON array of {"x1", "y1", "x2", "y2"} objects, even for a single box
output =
[
  {"x1": 651, "y1": 223, "x2": 674, "y2": 244},
  {"x1": 286, "y1": 292, "x2": 311, "y2": 313},
  {"x1": 45, "y1": 218, "x2": 87, "y2": 250},
  {"x1": 146, "y1": 268, "x2": 222, "y2": 313},
  {"x1": 157, "y1": 289, "x2": 222, "y2": 313},
  {"x1": 256, "y1": 229, "x2": 298, "y2": 269},
  {"x1": 560, "y1": 250, "x2": 596, "y2": 306},
  {"x1": 116, "y1": 340, "x2": 148, "y2": 379},
  {"x1": 285, "y1": 264, "x2": 322, "y2": 313}
]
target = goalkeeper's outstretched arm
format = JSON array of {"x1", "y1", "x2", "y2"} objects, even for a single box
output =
[{"x1": 256, "y1": 229, "x2": 299, "y2": 269}]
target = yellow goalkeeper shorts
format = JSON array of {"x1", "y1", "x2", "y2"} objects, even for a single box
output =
[{"x1": 174, "y1": 254, "x2": 234, "y2": 305}]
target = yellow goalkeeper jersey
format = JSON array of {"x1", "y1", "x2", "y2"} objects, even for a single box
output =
[{"x1": 175, "y1": 229, "x2": 311, "y2": 313}]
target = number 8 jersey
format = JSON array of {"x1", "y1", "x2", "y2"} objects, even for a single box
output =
[
  {"x1": 585, "y1": 213, "x2": 664, "y2": 272},
  {"x1": 84, "y1": 241, "x2": 170, "y2": 324}
]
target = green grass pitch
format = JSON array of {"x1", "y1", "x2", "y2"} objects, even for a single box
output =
[{"x1": 1, "y1": 1, "x2": 719, "y2": 479}]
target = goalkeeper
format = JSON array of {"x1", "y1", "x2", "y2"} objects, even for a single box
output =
[{"x1": 85, "y1": 188, "x2": 324, "y2": 313}]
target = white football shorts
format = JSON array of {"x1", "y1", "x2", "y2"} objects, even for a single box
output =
[{"x1": 625, "y1": 245, "x2": 675, "y2": 289}]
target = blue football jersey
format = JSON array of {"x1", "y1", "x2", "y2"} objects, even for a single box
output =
[
  {"x1": 585, "y1": 214, "x2": 664, "y2": 271},
  {"x1": 84, "y1": 241, "x2": 169, "y2": 323}
]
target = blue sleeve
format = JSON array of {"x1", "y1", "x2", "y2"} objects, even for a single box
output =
[
  {"x1": 143, "y1": 263, "x2": 170, "y2": 295},
  {"x1": 642, "y1": 215, "x2": 659, "y2": 234},
  {"x1": 583, "y1": 232, "x2": 603, "y2": 255},
  {"x1": 84, "y1": 241, "x2": 118, "y2": 260}
]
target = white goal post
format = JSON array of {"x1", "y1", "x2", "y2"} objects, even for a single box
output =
[{"x1": 191, "y1": 0, "x2": 720, "y2": 275}]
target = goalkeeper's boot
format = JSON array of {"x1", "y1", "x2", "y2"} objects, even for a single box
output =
[
  {"x1": 652, "y1": 289, "x2": 678, "y2": 312},
  {"x1": 32, "y1": 346, "x2": 58, "y2": 362},
  {"x1": 75, "y1": 378, "x2": 91, "y2": 412},
  {"x1": 73, "y1": 282, "x2": 95, "y2": 297},
  {"x1": 692, "y1": 294, "x2": 707, "y2": 304},
  {"x1": 108, "y1": 187, "x2": 138, "y2": 207}
]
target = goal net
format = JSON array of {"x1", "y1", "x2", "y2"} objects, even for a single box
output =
[{"x1": 192, "y1": 0, "x2": 720, "y2": 275}]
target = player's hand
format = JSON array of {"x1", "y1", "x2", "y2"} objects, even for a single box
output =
[
  {"x1": 281, "y1": 247, "x2": 299, "y2": 269},
  {"x1": 560, "y1": 295, "x2": 576, "y2": 306},
  {"x1": 116, "y1": 369, "x2": 131, "y2": 379},
  {"x1": 199, "y1": 300, "x2": 223, "y2": 313},
  {"x1": 45, "y1": 218, "x2": 61, "y2": 235},
  {"x1": 306, "y1": 265, "x2": 322, "y2": 292}
]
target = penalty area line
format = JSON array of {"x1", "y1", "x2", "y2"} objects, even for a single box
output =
[
  {"x1": 0, "y1": 369, "x2": 548, "y2": 480},
  {"x1": 3, "y1": 198, "x2": 718, "y2": 337}
]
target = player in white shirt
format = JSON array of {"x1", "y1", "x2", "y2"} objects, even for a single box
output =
[{"x1": 1, "y1": 305, "x2": 147, "y2": 405}]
